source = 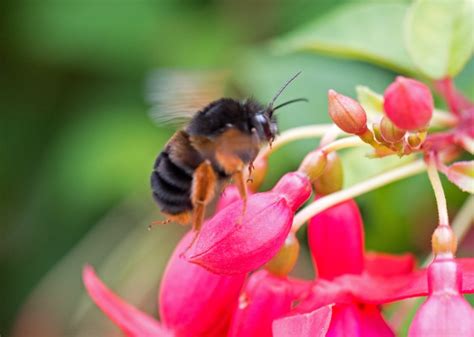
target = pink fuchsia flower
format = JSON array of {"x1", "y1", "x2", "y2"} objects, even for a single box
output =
[
  {"x1": 83, "y1": 188, "x2": 246, "y2": 337},
  {"x1": 302, "y1": 198, "x2": 417, "y2": 336},
  {"x1": 384, "y1": 76, "x2": 434, "y2": 131},
  {"x1": 408, "y1": 257, "x2": 474, "y2": 337},
  {"x1": 83, "y1": 230, "x2": 245, "y2": 337},
  {"x1": 227, "y1": 270, "x2": 310, "y2": 337},
  {"x1": 187, "y1": 172, "x2": 312, "y2": 275}
]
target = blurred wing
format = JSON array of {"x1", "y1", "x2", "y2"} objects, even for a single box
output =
[{"x1": 146, "y1": 69, "x2": 229, "y2": 128}]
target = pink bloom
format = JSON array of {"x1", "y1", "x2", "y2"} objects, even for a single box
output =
[
  {"x1": 384, "y1": 76, "x2": 433, "y2": 130},
  {"x1": 187, "y1": 172, "x2": 312, "y2": 275},
  {"x1": 300, "y1": 198, "x2": 418, "y2": 336},
  {"x1": 83, "y1": 188, "x2": 246, "y2": 337},
  {"x1": 227, "y1": 270, "x2": 307, "y2": 337},
  {"x1": 408, "y1": 257, "x2": 474, "y2": 337}
]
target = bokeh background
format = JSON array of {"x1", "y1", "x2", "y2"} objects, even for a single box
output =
[{"x1": 1, "y1": 0, "x2": 472, "y2": 336}]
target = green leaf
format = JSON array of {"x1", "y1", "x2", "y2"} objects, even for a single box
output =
[
  {"x1": 356, "y1": 85, "x2": 384, "y2": 117},
  {"x1": 405, "y1": 0, "x2": 474, "y2": 79},
  {"x1": 273, "y1": 2, "x2": 416, "y2": 74}
]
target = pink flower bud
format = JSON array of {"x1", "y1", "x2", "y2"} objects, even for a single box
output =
[
  {"x1": 328, "y1": 89, "x2": 368, "y2": 135},
  {"x1": 227, "y1": 270, "x2": 297, "y2": 337},
  {"x1": 308, "y1": 199, "x2": 364, "y2": 280},
  {"x1": 159, "y1": 231, "x2": 246, "y2": 337},
  {"x1": 383, "y1": 77, "x2": 433, "y2": 131},
  {"x1": 408, "y1": 258, "x2": 474, "y2": 337},
  {"x1": 187, "y1": 173, "x2": 311, "y2": 275}
]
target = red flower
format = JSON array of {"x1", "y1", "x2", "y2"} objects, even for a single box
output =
[
  {"x1": 187, "y1": 172, "x2": 312, "y2": 275},
  {"x1": 384, "y1": 76, "x2": 433, "y2": 131},
  {"x1": 408, "y1": 257, "x2": 474, "y2": 337},
  {"x1": 83, "y1": 188, "x2": 246, "y2": 337},
  {"x1": 299, "y1": 198, "x2": 417, "y2": 336},
  {"x1": 227, "y1": 270, "x2": 308, "y2": 337}
]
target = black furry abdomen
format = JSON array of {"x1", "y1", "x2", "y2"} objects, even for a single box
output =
[{"x1": 151, "y1": 150, "x2": 194, "y2": 215}]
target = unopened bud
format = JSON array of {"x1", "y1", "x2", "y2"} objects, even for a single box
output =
[
  {"x1": 407, "y1": 130, "x2": 426, "y2": 149},
  {"x1": 372, "y1": 122, "x2": 385, "y2": 143},
  {"x1": 265, "y1": 232, "x2": 300, "y2": 276},
  {"x1": 383, "y1": 76, "x2": 433, "y2": 131},
  {"x1": 313, "y1": 152, "x2": 343, "y2": 195},
  {"x1": 432, "y1": 226, "x2": 457, "y2": 255},
  {"x1": 328, "y1": 89, "x2": 368, "y2": 135},
  {"x1": 298, "y1": 150, "x2": 327, "y2": 182},
  {"x1": 380, "y1": 116, "x2": 406, "y2": 143},
  {"x1": 247, "y1": 156, "x2": 268, "y2": 192}
]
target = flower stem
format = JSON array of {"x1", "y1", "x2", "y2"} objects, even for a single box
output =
[
  {"x1": 320, "y1": 136, "x2": 365, "y2": 153},
  {"x1": 422, "y1": 195, "x2": 474, "y2": 266},
  {"x1": 426, "y1": 154, "x2": 449, "y2": 226},
  {"x1": 292, "y1": 159, "x2": 426, "y2": 231},
  {"x1": 259, "y1": 124, "x2": 335, "y2": 159}
]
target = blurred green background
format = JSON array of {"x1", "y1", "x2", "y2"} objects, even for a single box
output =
[{"x1": 1, "y1": 0, "x2": 472, "y2": 336}]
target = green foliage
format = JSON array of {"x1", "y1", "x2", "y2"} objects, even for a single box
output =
[
  {"x1": 404, "y1": 0, "x2": 474, "y2": 79},
  {"x1": 273, "y1": 1, "x2": 416, "y2": 74}
]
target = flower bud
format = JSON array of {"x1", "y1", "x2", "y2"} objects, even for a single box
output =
[
  {"x1": 265, "y1": 232, "x2": 300, "y2": 277},
  {"x1": 380, "y1": 116, "x2": 406, "y2": 143},
  {"x1": 328, "y1": 89, "x2": 368, "y2": 135},
  {"x1": 298, "y1": 150, "x2": 327, "y2": 182},
  {"x1": 372, "y1": 122, "x2": 385, "y2": 143},
  {"x1": 313, "y1": 152, "x2": 344, "y2": 195},
  {"x1": 188, "y1": 172, "x2": 312, "y2": 275},
  {"x1": 383, "y1": 77, "x2": 433, "y2": 131},
  {"x1": 408, "y1": 259, "x2": 474, "y2": 337},
  {"x1": 432, "y1": 226, "x2": 457, "y2": 255}
]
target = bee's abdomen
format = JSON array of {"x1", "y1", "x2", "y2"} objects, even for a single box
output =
[{"x1": 151, "y1": 151, "x2": 193, "y2": 215}]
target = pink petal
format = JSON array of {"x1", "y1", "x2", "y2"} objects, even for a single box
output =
[
  {"x1": 408, "y1": 294, "x2": 474, "y2": 336},
  {"x1": 227, "y1": 271, "x2": 296, "y2": 337},
  {"x1": 308, "y1": 199, "x2": 364, "y2": 280},
  {"x1": 159, "y1": 231, "x2": 245, "y2": 337},
  {"x1": 459, "y1": 258, "x2": 474, "y2": 293},
  {"x1": 326, "y1": 304, "x2": 363, "y2": 337},
  {"x1": 82, "y1": 265, "x2": 172, "y2": 337},
  {"x1": 364, "y1": 252, "x2": 416, "y2": 277},
  {"x1": 440, "y1": 161, "x2": 474, "y2": 193},
  {"x1": 188, "y1": 192, "x2": 293, "y2": 275},
  {"x1": 358, "y1": 305, "x2": 395, "y2": 337},
  {"x1": 434, "y1": 77, "x2": 474, "y2": 116},
  {"x1": 272, "y1": 305, "x2": 333, "y2": 337}
]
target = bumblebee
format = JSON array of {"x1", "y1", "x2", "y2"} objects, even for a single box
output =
[{"x1": 150, "y1": 72, "x2": 305, "y2": 236}]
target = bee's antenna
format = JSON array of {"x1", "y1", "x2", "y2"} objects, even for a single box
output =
[
  {"x1": 272, "y1": 98, "x2": 308, "y2": 112},
  {"x1": 268, "y1": 71, "x2": 302, "y2": 116}
]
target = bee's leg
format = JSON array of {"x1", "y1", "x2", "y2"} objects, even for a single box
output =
[
  {"x1": 184, "y1": 160, "x2": 217, "y2": 252},
  {"x1": 149, "y1": 212, "x2": 191, "y2": 230},
  {"x1": 232, "y1": 169, "x2": 248, "y2": 215}
]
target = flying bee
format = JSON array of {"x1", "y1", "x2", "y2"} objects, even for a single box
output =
[{"x1": 149, "y1": 71, "x2": 306, "y2": 238}]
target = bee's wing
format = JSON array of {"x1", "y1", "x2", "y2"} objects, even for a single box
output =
[{"x1": 146, "y1": 69, "x2": 230, "y2": 128}]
